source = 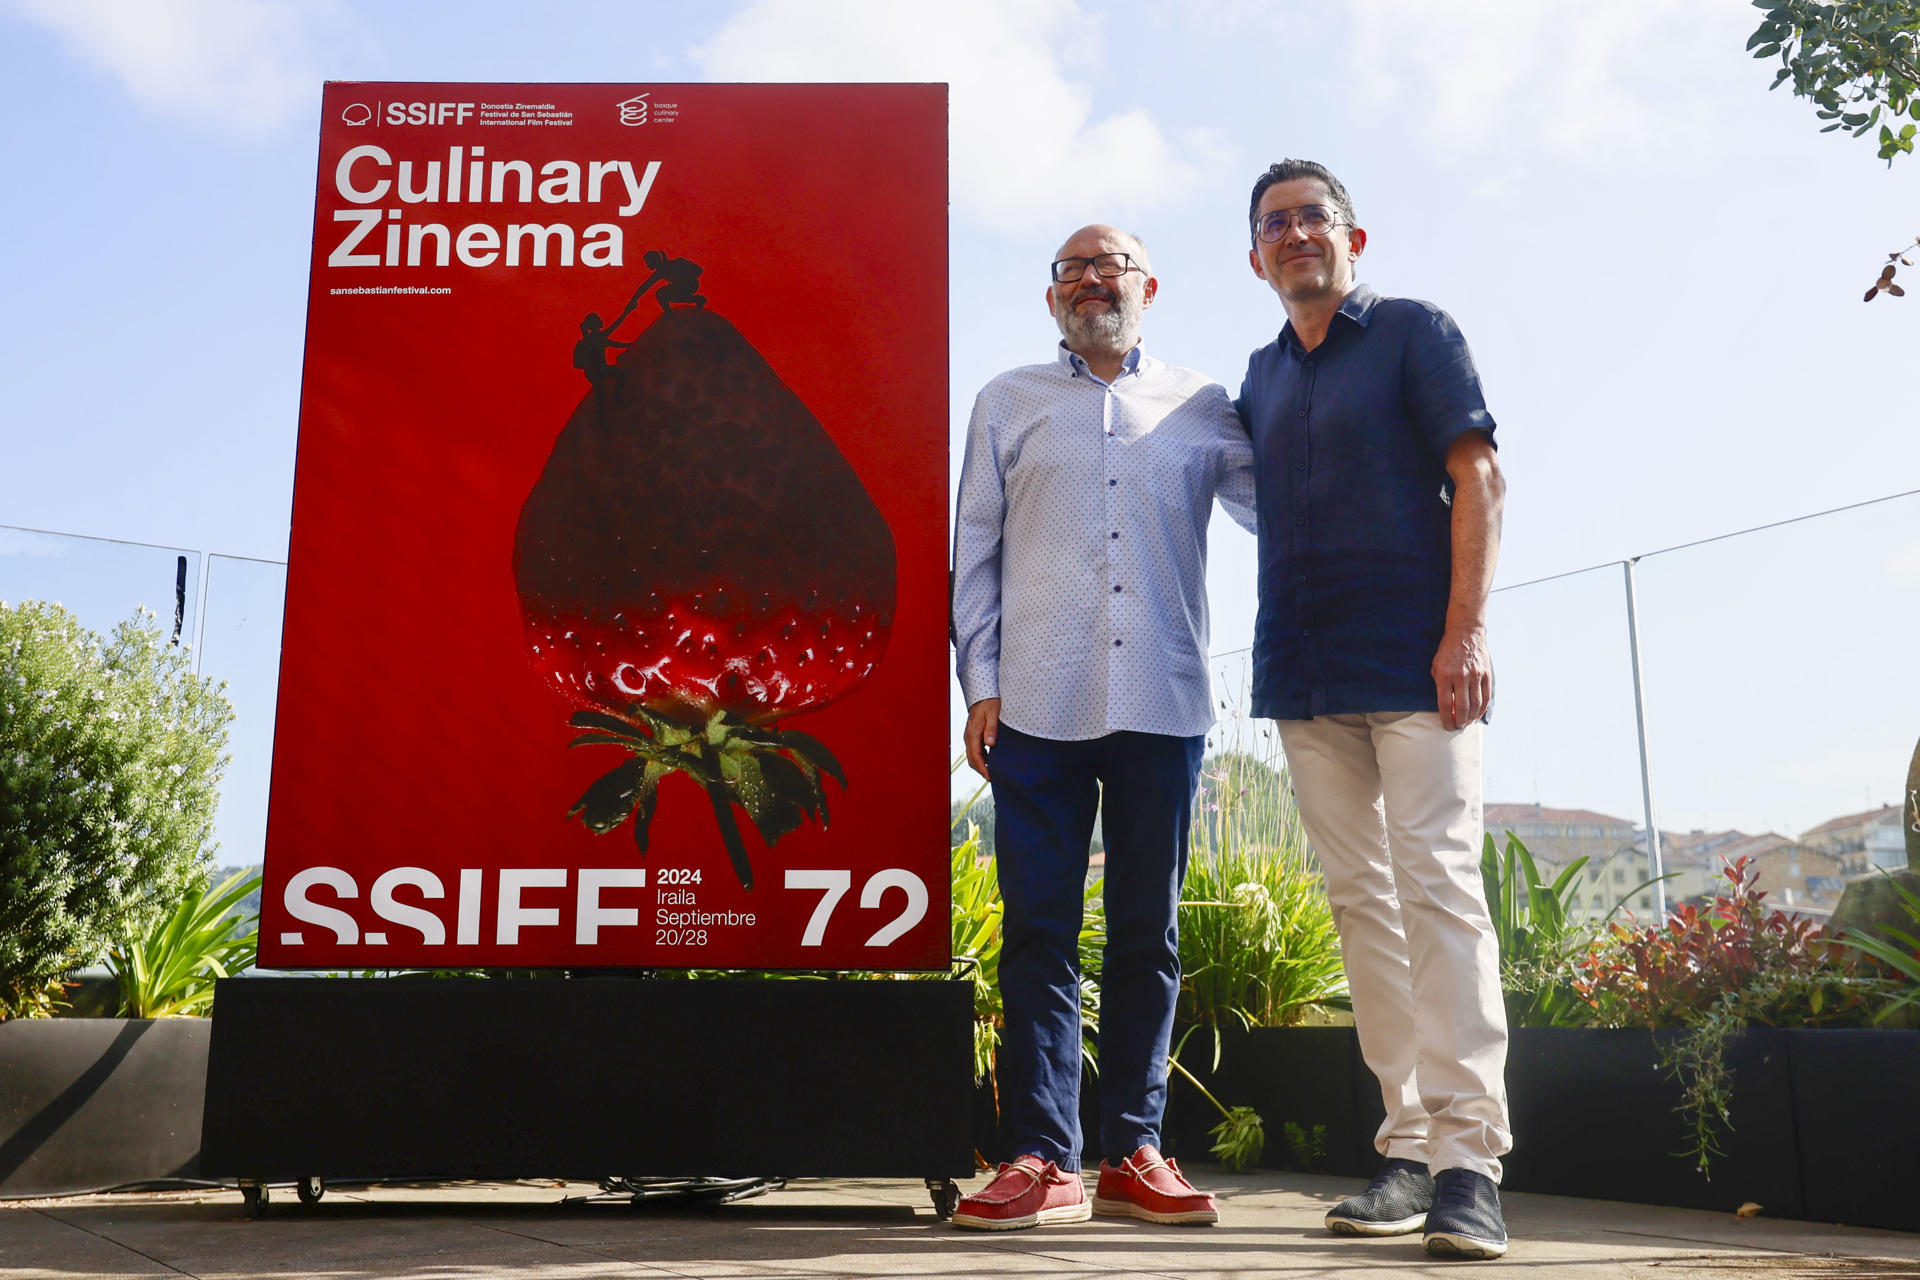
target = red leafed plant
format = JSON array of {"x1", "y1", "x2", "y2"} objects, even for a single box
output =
[
  {"x1": 1571, "y1": 855, "x2": 1880, "y2": 1176},
  {"x1": 1572, "y1": 856, "x2": 1858, "y2": 1030}
]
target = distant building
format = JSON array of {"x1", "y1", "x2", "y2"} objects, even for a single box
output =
[
  {"x1": 1798, "y1": 804, "x2": 1906, "y2": 878},
  {"x1": 1659, "y1": 829, "x2": 1843, "y2": 919}
]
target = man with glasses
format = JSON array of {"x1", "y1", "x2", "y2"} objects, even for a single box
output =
[
  {"x1": 1237, "y1": 160, "x2": 1511, "y2": 1260},
  {"x1": 950, "y1": 224, "x2": 1255, "y2": 1231}
]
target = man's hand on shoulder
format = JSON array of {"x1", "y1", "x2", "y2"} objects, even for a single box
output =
[
  {"x1": 1432, "y1": 626, "x2": 1492, "y2": 731},
  {"x1": 965, "y1": 697, "x2": 1002, "y2": 780}
]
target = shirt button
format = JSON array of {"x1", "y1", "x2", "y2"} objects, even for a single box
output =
[
  {"x1": 1113, "y1": 638, "x2": 1123, "y2": 647},
  {"x1": 1109, "y1": 478, "x2": 1117, "y2": 486},
  {"x1": 1295, "y1": 572, "x2": 1307, "y2": 583},
  {"x1": 1110, "y1": 531, "x2": 1119, "y2": 539},
  {"x1": 1113, "y1": 584, "x2": 1122, "y2": 592},
  {"x1": 1300, "y1": 627, "x2": 1311, "y2": 637},
  {"x1": 1295, "y1": 409, "x2": 1307, "y2": 418},
  {"x1": 1294, "y1": 516, "x2": 1306, "y2": 526},
  {"x1": 1294, "y1": 462, "x2": 1306, "y2": 472}
]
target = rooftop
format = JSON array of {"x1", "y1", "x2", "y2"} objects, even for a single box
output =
[{"x1": 1486, "y1": 803, "x2": 1638, "y2": 828}]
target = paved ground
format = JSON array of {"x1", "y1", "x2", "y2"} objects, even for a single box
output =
[{"x1": 4, "y1": 1171, "x2": 1919, "y2": 1280}]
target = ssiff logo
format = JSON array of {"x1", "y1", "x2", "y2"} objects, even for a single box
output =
[
  {"x1": 342, "y1": 103, "x2": 373, "y2": 126},
  {"x1": 619, "y1": 93, "x2": 650, "y2": 126}
]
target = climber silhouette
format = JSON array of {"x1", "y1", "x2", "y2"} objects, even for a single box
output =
[
  {"x1": 626, "y1": 250, "x2": 707, "y2": 313},
  {"x1": 573, "y1": 311, "x2": 633, "y2": 391}
]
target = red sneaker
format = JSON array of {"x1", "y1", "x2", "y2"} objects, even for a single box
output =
[
  {"x1": 1092, "y1": 1146, "x2": 1219, "y2": 1225},
  {"x1": 951, "y1": 1154, "x2": 1091, "y2": 1230}
]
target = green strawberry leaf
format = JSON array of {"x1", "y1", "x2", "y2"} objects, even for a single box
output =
[
  {"x1": 628, "y1": 760, "x2": 665, "y2": 854},
  {"x1": 703, "y1": 783, "x2": 756, "y2": 891},
  {"x1": 568, "y1": 710, "x2": 654, "y2": 743},
  {"x1": 760, "y1": 751, "x2": 823, "y2": 824},
  {"x1": 723, "y1": 752, "x2": 808, "y2": 848},
  {"x1": 763, "y1": 727, "x2": 846, "y2": 787},
  {"x1": 568, "y1": 758, "x2": 646, "y2": 834}
]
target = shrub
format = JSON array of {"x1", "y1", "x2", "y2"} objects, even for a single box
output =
[
  {"x1": 0, "y1": 601, "x2": 232, "y2": 1017},
  {"x1": 1180, "y1": 751, "x2": 1347, "y2": 1029},
  {"x1": 106, "y1": 868, "x2": 260, "y2": 1017},
  {"x1": 1481, "y1": 832, "x2": 1607, "y2": 1027},
  {"x1": 1571, "y1": 856, "x2": 1885, "y2": 1174}
]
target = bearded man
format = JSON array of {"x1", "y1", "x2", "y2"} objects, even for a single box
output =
[{"x1": 949, "y1": 224, "x2": 1256, "y2": 1230}]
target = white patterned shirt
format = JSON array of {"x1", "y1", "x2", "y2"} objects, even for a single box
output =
[{"x1": 952, "y1": 343, "x2": 1258, "y2": 741}]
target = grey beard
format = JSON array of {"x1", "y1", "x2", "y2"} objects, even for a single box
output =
[{"x1": 1056, "y1": 294, "x2": 1140, "y2": 355}]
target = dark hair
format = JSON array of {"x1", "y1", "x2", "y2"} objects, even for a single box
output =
[{"x1": 1248, "y1": 160, "x2": 1356, "y2": 244}]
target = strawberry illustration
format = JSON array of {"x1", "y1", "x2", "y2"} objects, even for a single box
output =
[{"x1": 513, "y1": 281, "x2": 896, "y2": 890}]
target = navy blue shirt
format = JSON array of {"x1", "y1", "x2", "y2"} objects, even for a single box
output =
[{"x1": 1236, "y1": 284, "x2": 1496, "y2": 721}]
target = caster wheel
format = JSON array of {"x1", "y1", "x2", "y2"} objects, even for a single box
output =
[
  {"x1": 242, "y1": 1183, "x2": 270, "y2": 1218},
  {"x1": 297, "y1": 1176, "x2": 325, "y2": 1205}
]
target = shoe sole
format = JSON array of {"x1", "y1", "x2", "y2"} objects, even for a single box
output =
[
  {"x1": 1424, "y1": 1230, "x2": 1508, "y2": 1259},
  {"x1": 952, "y1": 1200, "x2": 1092, "y2": 1231},
  {"x1": 1325, "y1": 1212, "x2": 1427, "y2": 1236},
  {"x1": 1091, "y1": 1195, "x2": 1219, "y2": 1225}
]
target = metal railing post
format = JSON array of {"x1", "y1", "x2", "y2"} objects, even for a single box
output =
[
  {"x1": 1623, "y1": 557, "x2": 1666, "y2": 917},
  {"x1": 193, "y1": 552, "x2": 214, "y2": 675}
]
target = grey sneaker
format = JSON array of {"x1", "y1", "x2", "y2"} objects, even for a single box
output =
[
  {"x1": 1324, "y1": 1157, "x2": 1434, "y2": 1236},
  {"x1": 1423, "y1": 1167, "x2": 1508, "y2": 1260}
]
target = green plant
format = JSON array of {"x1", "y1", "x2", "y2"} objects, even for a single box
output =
[
  {"x1": 1750, "y1": 0, "x2": 1920, "y2": 163},
  {"x1": 1573, "y1": 856, "x2": 1885, "y2": 1175},
  {"x1": 1837, "y1": 870, "x2": 1920, "y2": 1022},
  {"x1": 1, "y1": 602, "x2": 233, "y2": 1018},
  {"x1": 105, "y1": 868, "x2": 260, "y2": 1017},
  {"x1": 1279, "y1": 1120, "x2": 1328, "y2": 1171},
  {"x1": 1180, "y1": 758, "x2": 1347, "y2": 1028},
  {"x1": 1480, "y1": 832, "x2": 1627, "y2": 1027}
]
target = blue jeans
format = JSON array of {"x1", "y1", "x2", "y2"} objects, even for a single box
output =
[{"x1": 988, "y1": 722, "x2": 1205, "y2": 1171}]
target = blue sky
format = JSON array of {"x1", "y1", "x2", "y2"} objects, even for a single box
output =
[{"x1": 2, "y1": 0, "x2": 1916, "y2": 852}]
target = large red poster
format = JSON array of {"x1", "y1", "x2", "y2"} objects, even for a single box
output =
[{"x1": 260, "y1": 83, "x2": 950, "y2": 971}]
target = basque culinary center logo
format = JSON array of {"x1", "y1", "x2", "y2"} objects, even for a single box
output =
[{"x1": 618, "y1": 93, "x2": 650, "y2": 125}]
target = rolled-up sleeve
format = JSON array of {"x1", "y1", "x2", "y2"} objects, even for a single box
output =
[{"x1": 950, "y1": 389, "x2": 1005, "y2": 707}]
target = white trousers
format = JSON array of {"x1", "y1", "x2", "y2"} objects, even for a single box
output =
[{"x1": 1276, "y1": 712, "x2": 1511, "y2": 1181}]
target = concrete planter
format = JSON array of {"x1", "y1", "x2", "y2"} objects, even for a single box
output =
[{"x1": 0, "y1": 1018, "x2": 210, "y2": 1198}]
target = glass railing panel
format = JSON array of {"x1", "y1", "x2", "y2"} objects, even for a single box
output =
[{"x1": 1630, "y1": 491, "x2": 1920, "y2": 917}]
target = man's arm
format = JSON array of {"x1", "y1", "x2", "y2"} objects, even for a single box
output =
[
  {"x1": 1432, "y1": 429, "x2": 1504, "y2": 731},
  {"x1": 952, "y1": 390, "x2": 1007, "y2": 779},
  {"x1": 1216, "y1": 380, "x2": 1259, "y2": 536}
]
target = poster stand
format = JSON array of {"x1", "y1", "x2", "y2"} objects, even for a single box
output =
[
  {"x1": 199, "y1": 973, "x2": 975, "y2": 1217},
  {"x1": 207, "y1": 82, "x2": 967, "y2": 1216}
]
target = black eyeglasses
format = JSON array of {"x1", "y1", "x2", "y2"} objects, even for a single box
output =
[
  {"x1": 1255, "y1": 205, "x2": 1344, "y2": 242},
  {"x1": 1051, "y1": 253, "x2": 1140, "y2": 284}
]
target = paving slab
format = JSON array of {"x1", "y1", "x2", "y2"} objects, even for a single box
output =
[{"x1": 3, "y1": 1171, "x2": 1917, "y2": 1280}]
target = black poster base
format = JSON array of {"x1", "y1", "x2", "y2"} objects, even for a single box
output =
[{"x1": 200, "y1": 977, "x2": 975, "y2": 1190}]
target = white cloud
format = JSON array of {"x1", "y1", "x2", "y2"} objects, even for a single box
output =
[
  {"x1": 690, "y1": 0, "x2": 1230, "y2": 235},
  {"x1": 1345, "y1": 0, "x2": 1755, "y2": 166},
  {"x1": 8, "y1": 0, "x2": 365, "y2": 137}
]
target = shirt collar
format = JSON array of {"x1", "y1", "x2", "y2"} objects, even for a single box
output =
[
  {"x1": 1278, "y1": 283, "x2": 1378, "y2": 354},
  {"x1": 1057, "y1": 341, "x2": 1148, "y2": 379}
]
